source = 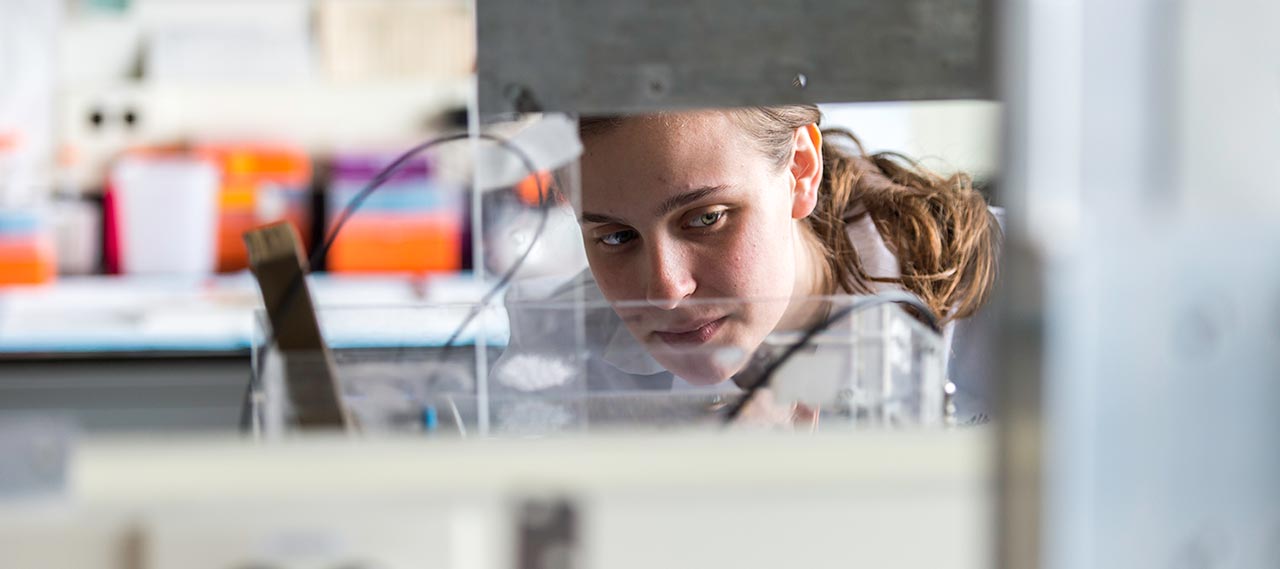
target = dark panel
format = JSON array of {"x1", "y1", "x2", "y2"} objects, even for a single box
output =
[
  {"x1": 479, "y1": 0, "x2": 993, "y2": 115},
  {"x1": 0, "y1": 357, "x2": 248, "y2": 432}
]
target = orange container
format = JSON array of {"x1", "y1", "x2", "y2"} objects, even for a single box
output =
[
  {"x1": 195, "y1": 144, "x2": 313, "y2": 272},
  {"x1": 0, "y1": 233, "x2": 56, "y2": 286},
  {"x1": 327, "y1": 215, "x2": 462, "y2": 273}
]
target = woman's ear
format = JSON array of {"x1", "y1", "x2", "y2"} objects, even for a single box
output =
[{"x1": 790, "y1": 123, "x2": 823, "y2": 219}]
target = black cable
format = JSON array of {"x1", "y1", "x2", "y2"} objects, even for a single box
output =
[
  {"x1": 239, "y1": 131, "x2": 551, "y2": 431},
  {"x1": 721, "y1": 291, "x2": 942, "y2": 424}
]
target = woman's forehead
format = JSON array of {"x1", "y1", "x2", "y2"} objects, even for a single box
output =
[
  {"x1": 584, "y1": 109, "x2": 733, "y2": 131},
  {"x1": 574, "y1": 113, "x2": 773, "y2": 217},
  {"x1": 581, "y1": 112, "x2": 755, "y2": 175}
]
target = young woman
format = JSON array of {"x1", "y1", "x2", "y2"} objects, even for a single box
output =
[{"x1": 495, "y1": 104, "x2": 999, "y2": 418}]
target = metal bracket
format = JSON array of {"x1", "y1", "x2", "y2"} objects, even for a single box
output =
[{"x1": 516, "y1": 496, "x2": 579, "y2": 569}]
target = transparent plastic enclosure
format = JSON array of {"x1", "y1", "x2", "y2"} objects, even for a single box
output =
[
  {"x1": 249, "y1": 294, "x2": 946, "y2": 438},
  {"x1": 249, "y1": 113, "x2": 948, "y2": 438}
]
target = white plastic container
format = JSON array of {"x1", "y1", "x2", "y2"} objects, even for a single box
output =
[{"x1": 111, "y1": 157, "x2": 220, "y2": 275}]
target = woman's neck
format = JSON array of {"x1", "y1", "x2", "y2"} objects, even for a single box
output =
[{"x1": 777, "y1": 222, "x2": 832, "y2": 331}]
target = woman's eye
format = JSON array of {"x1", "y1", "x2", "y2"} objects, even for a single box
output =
[
  {"x1": 599, "y1": 229, "x2": 637, "y2": 246},
  {"x1": 689, "y1": 210, "x2": 725, "y2": 228}
]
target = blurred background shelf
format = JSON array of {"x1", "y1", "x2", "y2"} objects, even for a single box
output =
[
  {"x1": 58, "y1": 78, "x2": 474, "y2": 191},
  {"x1": 0, "y1": 273, "x2": 499, "y2": 432},
  {"x1": 0, "y1": 273, "x2": 502, "y2": 354}
]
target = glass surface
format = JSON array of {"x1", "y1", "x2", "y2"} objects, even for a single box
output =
[{"x1": 250, "y1": 294, "x2": 946, "y2": 437}]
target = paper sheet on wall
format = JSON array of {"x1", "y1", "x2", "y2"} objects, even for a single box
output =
[{"x1": 0, "y1": 0, "x2": 59, "y2": 206}]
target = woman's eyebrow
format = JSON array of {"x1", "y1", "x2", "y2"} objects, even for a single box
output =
[
  {"x1": 579, "y1": 212, "x2": 627, "y2": 225},
  {"x1": 654, "y1": 185, "x2": 728, "y2": 218},
  {"x1": 580, "y1": 185, "x2": 729, "y2": 225}
]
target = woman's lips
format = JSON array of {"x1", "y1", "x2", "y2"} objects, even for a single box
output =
[{"x1": 652, "y1": 316, "x2": 728, "y2": 346}]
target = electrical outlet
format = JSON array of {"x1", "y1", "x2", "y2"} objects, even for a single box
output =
[{"x1": 59, "y1": 84, "x2": 155, "y2": 192}]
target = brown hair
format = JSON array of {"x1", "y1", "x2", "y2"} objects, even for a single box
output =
[{"x1": 581, "y1": 105, "x2": 1000, "y2": 324}]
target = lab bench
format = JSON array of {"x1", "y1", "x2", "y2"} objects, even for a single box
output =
[{"x1": 0, "y1": 274, "x2": 495, "y2": 432}]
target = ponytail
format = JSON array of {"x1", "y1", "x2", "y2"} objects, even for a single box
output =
[{"x1": 813, "y1": 128, "x2": 999, "y2": 322}]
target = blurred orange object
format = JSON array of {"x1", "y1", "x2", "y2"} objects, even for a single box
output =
[
  {"x1": 515, "y1": 171, "x2": 554, "y2": 206},
  {"x1": 328, "y1": 215, "x2": 462, "y2": 273},
  {"x1": 0, "y1": 130, "x2": 22, "y2": 152},
  {"x1": 195, "y1": 144, "x2": 312, "y2": 272},
  {"x1": 0, "y1": 212, "x2": 56, "y2": 286},
  {"x1": 0, "y1": 239, "x2": 56, "y2": 285}
]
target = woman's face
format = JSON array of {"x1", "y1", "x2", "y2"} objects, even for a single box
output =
[{"x1": 578, "y1": 112, "x2": 820, "y2": 384}]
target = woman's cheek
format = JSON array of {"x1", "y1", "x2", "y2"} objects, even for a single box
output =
[
  {"x1": 698, "y1": 223, "x2": 753, "y2": 288},
  {"x1": 726, "y1": 225, "x2": 783, "y2": 297},
  {"x1": 588, "y1": 256, "x2": 635, "y2": 301}
]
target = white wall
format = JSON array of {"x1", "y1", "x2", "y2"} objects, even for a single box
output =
[{"x1": 820, "y1": 100, "x2": 1001, "y2": 182}]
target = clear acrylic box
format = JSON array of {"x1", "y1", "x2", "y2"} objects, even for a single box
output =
[{"x1": 249, "y1": 293, "x2": 946, "y2": 438}]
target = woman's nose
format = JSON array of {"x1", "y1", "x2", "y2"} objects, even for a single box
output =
[{"x1": 645, "y1": 240, "x2": 696, "y2": 310}]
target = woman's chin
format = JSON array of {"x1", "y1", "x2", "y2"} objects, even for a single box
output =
[
  {"x1": 650, "y1": 340, "x2": 757, "y2": 383},
  {"x1": 639, "y1": 329, "x2": 756, "y2": 386},
  {"x1": 655, "y1": 353, "x2": 747, "y2": 386}
]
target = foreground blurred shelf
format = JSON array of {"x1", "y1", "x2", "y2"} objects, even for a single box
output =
[{"x1": 0, "y1": 429, "x2": 992, "y2": 569}]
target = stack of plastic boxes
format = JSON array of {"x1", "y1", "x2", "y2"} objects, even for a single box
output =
[
  {"x1": 325, "y1": 154, "x2": 464, "y2": 273},
  {"x1": 0, "y1": 209, "x2": 55, "y2": 285}
]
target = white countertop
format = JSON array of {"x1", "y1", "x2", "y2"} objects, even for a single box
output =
[{"x1": 0, "y1": 273, "x2": 509, "y2": 354}]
